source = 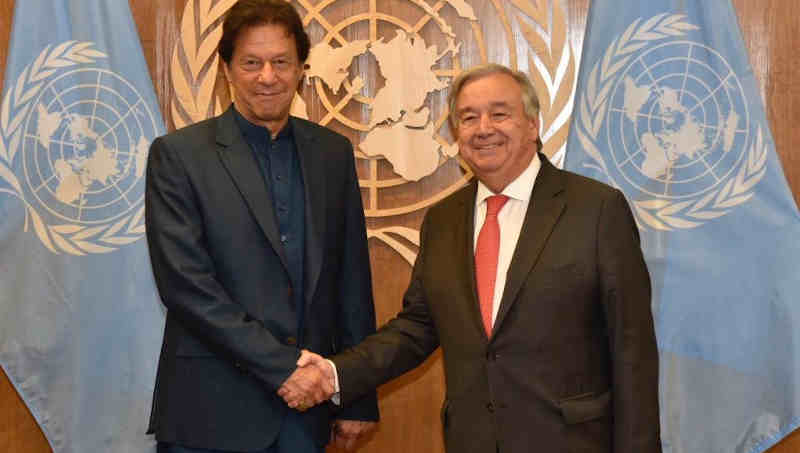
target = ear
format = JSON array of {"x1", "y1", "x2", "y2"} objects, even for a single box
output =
[
  {"x1": 297, "y1": 64, "x2": 307, "y2": 92},
  {"x1": 297, "y1": 76, "x2": 306, "y2": 94},
  {"x1": 222, "y1": 63, "x2": 235, "y2": 100},
  {"x1": 527, "y1": 114, "x2": 540, "y2": 139}
]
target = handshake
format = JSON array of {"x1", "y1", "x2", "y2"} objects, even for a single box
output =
[
  {"x1": 278, "y1": 350, "x2": 376, "y2": 450},
  {"x1": 277, "y1": 349, "x2": 335, "y2": 411}
]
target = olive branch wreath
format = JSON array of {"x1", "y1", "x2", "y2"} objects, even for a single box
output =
[
  {"x1": 573, "y1": 13, "x2": 768, "y2": 231},
  {"x1": 170, "y1": 0, "x2": 237, "y2": 129},
  {"x1": 0, "y1": 41, "x2": 147, "y2": 255},
  {"x1": 508, "y1": 0, "x2": 575, "y2": 164}
]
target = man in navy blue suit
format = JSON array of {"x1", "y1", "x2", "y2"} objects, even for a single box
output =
[{"x1": 145, "y1": 1, "x2": 378, "y2": 452}]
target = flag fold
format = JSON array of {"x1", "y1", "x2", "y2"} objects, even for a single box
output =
[
  {"x1": 0, "y1": 1, "x2": 165, "y2": 451},
  {"x1": 565, "y1": 1, "x2": 800, "y2": 452}
]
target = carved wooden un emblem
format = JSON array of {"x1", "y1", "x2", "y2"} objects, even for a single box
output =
[{"x1": 170, "y1": 0, "x2": 576, "y2": 264}]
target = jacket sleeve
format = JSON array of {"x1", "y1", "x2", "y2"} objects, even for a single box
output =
[
  {"x1": 332, "y1": 210, "x2": 441, "y2": 408},
  {"x1": 598, "y1": 189, "x2": 662, "y2": 453},
  {"x1": 145, "y1": 136, "x2": 299, "y2": 390}
]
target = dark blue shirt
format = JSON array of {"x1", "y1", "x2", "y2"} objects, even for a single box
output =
[{"x1": 232, "y1": 107, "x2": 306, "y2": 329}]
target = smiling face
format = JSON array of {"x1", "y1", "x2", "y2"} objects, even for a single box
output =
[
  {"x1": 454, "y1": 72, "x2": 540, "y2": 193},
  {"x1": 223, "y1": 23, "x2": 304, "y2": 135}
]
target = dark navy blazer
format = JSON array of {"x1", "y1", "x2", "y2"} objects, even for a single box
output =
[{"x1": 145, "y1": 107, "x2": 378, "y2": 451}]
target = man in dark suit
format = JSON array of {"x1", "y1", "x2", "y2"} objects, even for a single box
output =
[
  {"x1": 144, "y1": 1, "x2": 378, "y2": 452},
  {"x1": 286, "y1": 63, "x2": 661, "y2": 453}
]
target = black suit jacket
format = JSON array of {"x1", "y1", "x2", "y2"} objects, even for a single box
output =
[
  {"x1": 333, "y1": 155, "x2": 660, "y2": 453},
  {"x1": 145, "y1": 108, "x2": 378, "y2": 451}
]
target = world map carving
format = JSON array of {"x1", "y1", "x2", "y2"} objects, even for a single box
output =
[
  {"x1": 304, "y1": 11, "x2": 470, "y2": 181},
  {"x1": 170, "y1": 0, "x2": 577, "y2": 261}
]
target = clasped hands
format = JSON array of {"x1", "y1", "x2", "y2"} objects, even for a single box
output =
[
  {"x1": 278, "y1": 349, "x2": 334, "y2": 411},
  {"x1": 278, "y1": 350, "x2": 376, "y2": 450}
]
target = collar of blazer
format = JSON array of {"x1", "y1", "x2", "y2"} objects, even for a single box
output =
[{"x1": 213, "y1": 107, "x2": 326, "y2": 309}]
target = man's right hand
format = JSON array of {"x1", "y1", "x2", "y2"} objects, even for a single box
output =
[{"x1": 278, "y1": 350, "x2": 335, "y2": 411}]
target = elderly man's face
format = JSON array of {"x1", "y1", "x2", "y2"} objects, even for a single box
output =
[
  {"x1": 454, "y1": 73, "x2": 539, "y2": 192},
  {"x1": 223, "y1": 23, "x2": 304, "y2": 135}
]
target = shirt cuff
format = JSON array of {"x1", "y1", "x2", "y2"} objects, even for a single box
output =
[{"x1": 326, "y1": 359, "x2": 341, "y2": 406}]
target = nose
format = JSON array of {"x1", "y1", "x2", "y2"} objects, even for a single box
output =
[
  {"x1": 477, "y1": 114, "x2": 494, "y2": 136},
  {"x1": 257, "y1": 62, "x2": 278, "y2": 83}
]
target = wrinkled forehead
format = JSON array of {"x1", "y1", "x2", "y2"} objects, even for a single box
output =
[{"x1": 456, "y1": 74, "x2": 523, "y2": 109}]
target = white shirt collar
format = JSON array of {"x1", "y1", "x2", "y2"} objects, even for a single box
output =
[{"x1": 475, "y1": 152, "x2": 542, "y2": 206}]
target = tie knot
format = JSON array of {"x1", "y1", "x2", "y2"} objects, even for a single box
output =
[{"x1": 485, "y1": 194, "x2": 509, "y2": 216}]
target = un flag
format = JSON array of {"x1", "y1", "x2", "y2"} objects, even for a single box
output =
[
  {"x1": 0, "y1": 1, "x2": 165, "y2": 452},
  {"x1": 566, "y1": 1, "x2": 800, "y2": 452}
]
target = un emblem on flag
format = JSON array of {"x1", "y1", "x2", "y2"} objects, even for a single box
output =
[
  {"x1": 0, "y1": 42, "x2": 160, "y2": 255},
  {"x1": 574, "y1": 14, "x2": 768, "y2": 230}
]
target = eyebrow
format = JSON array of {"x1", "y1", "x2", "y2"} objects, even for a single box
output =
[
  {"x1": 237, "y1": 52, "x2": 293, "y2": 60},
  {"x1": 457, "y1": 101, "x2": 513, "y2": 115},
  {"x1": 487, "y1": 101, "x2": 512, "y2": 109}
]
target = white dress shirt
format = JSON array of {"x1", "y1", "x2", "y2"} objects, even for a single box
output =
[{"x1": 473, "y1": 153, "x2": 541, "y2": 326}]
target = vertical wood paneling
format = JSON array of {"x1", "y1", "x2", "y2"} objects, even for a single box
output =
[
  {"x1": 0, "y1": 0, "x2": 13, "y2": 91},
  {"x1": 0, "y1": 368, "x2": 50, "y2": 453},
  {"x1": 732, "y1": 0, "x2": 800, "y2": 206},
  {"x1": 0, "y1": 1, "x2": 797, "y2": 452}
]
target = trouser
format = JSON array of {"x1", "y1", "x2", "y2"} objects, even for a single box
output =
[{"x1": 157, "y1": 411, "x2": 324, "y2": 453}]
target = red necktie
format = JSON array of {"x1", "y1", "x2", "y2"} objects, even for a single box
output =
[{"x1": 475, "y1": 194, "x2": 509, "y2": 337}]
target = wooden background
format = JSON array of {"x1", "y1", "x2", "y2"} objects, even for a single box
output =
[{"x1": 1, "y1": 0, "x2": 798, "y2": 452}]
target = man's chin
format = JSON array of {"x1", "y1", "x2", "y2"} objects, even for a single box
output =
[
  {"x1": 253, "y1": 109, "x2": 290, "y2": 124},
  {"x1": 469, "y1": 152, "x2": 504, "y2": 167},
  {"x1": 468, "y1": 160, "x2": 504, "y2": 176}
]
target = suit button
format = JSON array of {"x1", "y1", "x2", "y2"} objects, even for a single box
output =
[
  {"x1": 286, "y1": 336, "x2": 297, "y2": 346},
  {"x1": 487, "y1": 402, "x2": 495, "y2": 413}
]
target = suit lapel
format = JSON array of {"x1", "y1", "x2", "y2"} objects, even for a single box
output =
[
  {"x1": 292, "y1": 118, "x2": 325, "y2": 308},
  {"x1": 215, "y1": 108, "x2": 290, "y2": 271},
  {"x1": 492, "y1": 155, "x2": 566, "y2": 336},
  {"x1": 457, "y1": 182, "x2": 490, "y2": 342}
]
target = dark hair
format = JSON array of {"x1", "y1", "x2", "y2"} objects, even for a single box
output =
[{"x1": 218, "y1": 0, "x2": 311, "y2": 64}]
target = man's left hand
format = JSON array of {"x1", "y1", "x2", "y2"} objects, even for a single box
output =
[
  {"x1": 331, "y1": 420, "x2": 377, "y2": 451},
  {"x1": 278, "y1": 350, "x2": 335, "y2": 411}
]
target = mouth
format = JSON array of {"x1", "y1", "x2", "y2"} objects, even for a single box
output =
[
  {"x1": 473, "y1": 142, "x2": 503, "y2": 151},
  {"x1": 255, "y1": 91, "x2": 284, "y2": 98}
]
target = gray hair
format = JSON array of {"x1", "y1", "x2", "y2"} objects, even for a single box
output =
[{"x1": 447, "y1": 63, "x2": 543, "y2": 151}]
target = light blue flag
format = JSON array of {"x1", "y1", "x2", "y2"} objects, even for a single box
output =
[
  {"x1": 0, "y1": 1, "x2": 165, "y2": 451},
  {"x1": 565, "y1": 1, "x2": 800, "y2": 452}
]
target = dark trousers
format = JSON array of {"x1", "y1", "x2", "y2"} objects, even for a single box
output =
[{"x1": 157, "y1": 411, "x2": 324, "y2": 453}]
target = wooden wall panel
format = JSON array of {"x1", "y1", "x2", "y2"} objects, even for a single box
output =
[
  {"x1": 0, "y1": 1, "x2": 798, "y2": 452},
  {"x1": 733, "y1": 0, "x2": 800, "y2": 206}
]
